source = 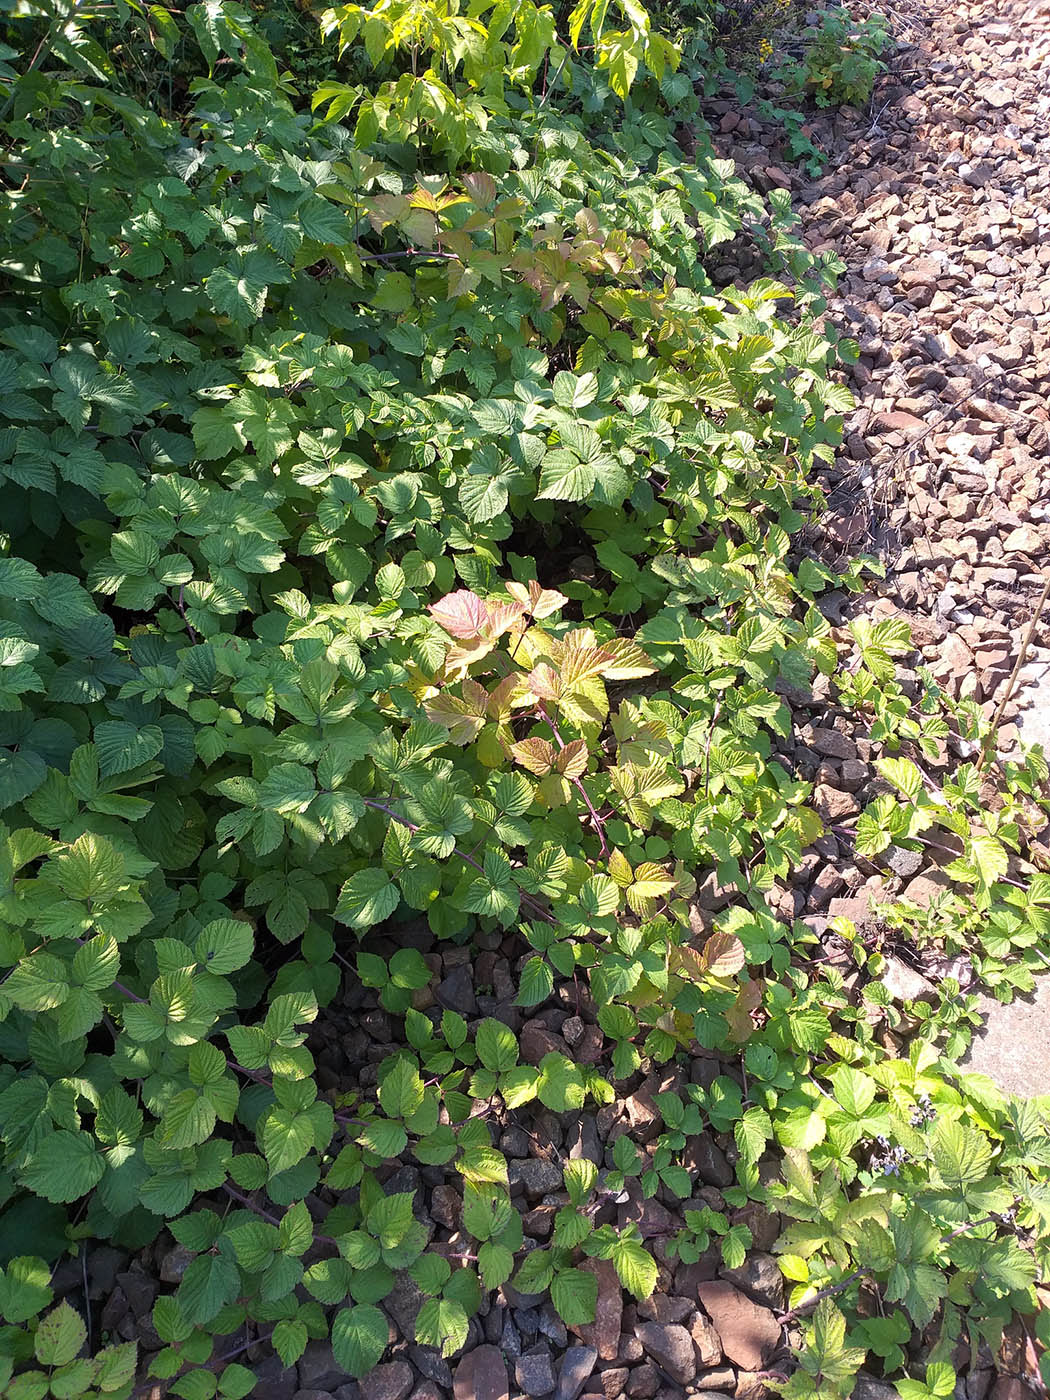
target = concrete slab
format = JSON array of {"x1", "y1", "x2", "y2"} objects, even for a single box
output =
[{"x1": 961, "y1": 977, "x2": 1050, "y2": 1098}]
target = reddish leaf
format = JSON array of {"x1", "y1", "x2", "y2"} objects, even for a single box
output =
[
  {"x1": 526, "y1": 663, "x2": 559, "y2": 700},
  {"x1": 670, "y1": 943, "x2": 707, "y2": 983},
  {"x1": 483, "y1": 600, "x2": 526, "y2": 640},
  {"x1": 511, "y1": 737, "x2": 556, "y2": 776},
  {"x1": 557, "y1": 738, "x2": 588, "y2": 779},
  {"x1": 429, "y1": 590, "x2": 488, "y2": 639},
  {"x1": 424, "y1": 694, "x2": 485, "y2": 746},
  {"x1": 463, "y1": 171, "x2": 497, "y2": 206},
  {"x1": 725, "y1": 978, "x2": 764, "y2": 1044},
  {"x1": 487, "y1": 672, "x2": 526, "y2": 721},
  {"x1": 701, "y1": 930, "x2": 746, "y2": 978}
]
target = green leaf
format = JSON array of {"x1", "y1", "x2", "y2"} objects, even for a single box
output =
[
  {"x1": 536, "y1": 451, "x2": 596, "y2": 501},
  {"x1": 34, "y1": 1301, "x2": 86, "y2": 1367},
  {"x1": 378, "y1": 1058, "x2": 425, "y2": 1120},
  {"x1": 536, "y1": 1053, "x2": 585, "y2": 1112},
  {"x1": 278, "y1": 1200, "x2": 314, "y2": 1257},
  {"x1": 158, "y1": 1089, "x2": 217, "y2": 1149},
  {"x1": 475, "y1": 1018, "x2": 518, "y2": 1073},
  {"x1": 415, "y1": 1297, "x2": 470, "y2": 1357},
  {"x1": 477, "y1": 1241, "x2": 514, "y2": 1290},
  {"x1": 93, "y1": 720, "x2": 164, "y2": 776},
  {"x1": 0, "y1": 1257, "x2": 53, "y2": 1324},
  {"x1": 218, "y1": 1363, "x2": 256, "y2": 1399},
  {"x1": 261, "y1": 1107, "x2": 317, "y2": 1174},
  {"x1": 272, "y1": 1319, "x2": 308, "y2": 1367},
  {"x1": 356, "y1": 1118, "x2": 407, "y2": 1159},
  {"x1": 330, "y1": 1303, "x2": 388, "y2": 1378},
  {"x1": 94, "y1": 1341, "x2": 136, "y2": 1392},
  {"x1": 931, "y1": 1119, "x2": 993, "y2": 1192},
  {"x1": 178, "y1": 1254, "x2": 241, "y2": 1325},
  {"x1": 335, "y1": 868, "x2": 400, "y2": 930},
  {"x1": 195, "y1": 919, "x2": 254, "y2": 974},
  {"x1": 610, "y1": 1233, "x2": 657, "y2": 1300},
  {"x1": 516, "y1": 957, "x2": 553, "y2": 1007},
  {"x1": 21, "y1": 1131, "x2": 105, "y2": 1203},
  {"x1": 366, "y1": 1192, "x2": 415, "y2": 1250},
  {"x1": 563, "y1": 1159, "x2": 598, "y2": 1207},
  {"x1": 551, "y1": 1267, "x2": 598, "y2": 1326},
  {"x1": 514, "y1": 1248, "x2": 555, "y2": 1295}
]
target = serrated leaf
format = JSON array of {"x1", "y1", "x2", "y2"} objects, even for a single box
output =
[
  {"x1": 414, "y1": 1296, "x2": 470, "y2": 1357},
  {"x1": 551, "y1": 1267, "x2": 598, "y2": 1325},
  {"x1": 610, "y1": 1236, "x2": 657, "y2": 1300},
  {"x1": 35, "y1": 1301, "x2": 86, "y2": 1367},
  {"x1": 335, "y1": 868, "x2": 400, "y2": 930},
  {"x1": 21, "y1": 1131, "x2": 105, "y2": 1202},
  {"x1": 330, "y1": 1303, "x2": 388, "y2": 1378},
  {"x1": 475, "y1": 1018, "x2": 518, "y2": 1073},
  {"x1": 378, "y1": 1058, "x2": 425, "y2": 1120},
  {"x1": 93, "y1": 720, "x2": 164, "y2": 776}
]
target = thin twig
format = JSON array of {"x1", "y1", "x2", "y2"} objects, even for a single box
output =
[
  {"x1": 978, "y1": 570, "x2": 1050, "y2": 772},
  {"x1": 82, "y1": 1243, "x2": 93, "y2": 1354}
]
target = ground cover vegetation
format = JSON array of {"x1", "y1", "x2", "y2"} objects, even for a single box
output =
[{"x1": 0, "y1": 0, "x2": 1048, "y2": 1396}]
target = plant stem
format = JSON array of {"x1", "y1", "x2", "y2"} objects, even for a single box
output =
[
  {"x1": 776, "y1": 1265, "x2": 870, "y2": 1323},
  {"x1": 978, "y1": 570, "x2": 1050, "y2": 772}
]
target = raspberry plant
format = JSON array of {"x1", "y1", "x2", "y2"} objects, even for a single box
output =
[{"x1": 0, "y1": 0, "x2": 1048, "y2": 1395}]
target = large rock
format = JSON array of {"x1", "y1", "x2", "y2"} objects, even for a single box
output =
[
  {"x1": 689, "y1": 1310, "x2": 722, "y2": 1366},
  {"x1": 962, "y1": 976, "x2": 1050, "y2": 1097},
  {"x1": 634, "y1": 1321, "x2": 697, "y2": 1385},
  {"x1": 360, "y1": 1363, "x2": 413, "y2": 1400},
  {"x1": 719, "y1": 1253, "x2": 785, "y2": 1311},
  {"x1": 554, "y1": 1345, "x2": 597, "y2": 1400},
  {"x1": 509, "y1": 1158, "x2": 563, "y2": 1197},
  {"x1": 515, "y1": 1346, "x2": 556, "y2": 1397},
  {"x1": 453, "y1": 1345, "x2": 509, "y2": 1400},
  {"x1": 298, "y1": 1342, "x2": 346, "y2": 1392},
  {"x1": 570, "y1": 1259, "x2": 621, "y2": 1360},
  {"x1": 436, "y1": 963, "x2": 476, "y2": 1015},
  {"x1": 696, "y1": 1281, "x2": 781, "y2": 1371},
  {"x1": 902, "y1": 869, "x2": 953, "y2": 907},
  {"x1": 852, "y1": 1377, "x2": 902, "y2": 1400}
]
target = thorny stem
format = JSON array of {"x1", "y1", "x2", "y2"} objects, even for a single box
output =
[
  {"x1": 776, "y1": 1264, "x2": 871, "y2": 1323},
  {"x1": 132, "y1": 1330, "x2": 276, "y2": 1397},
  {"x1": 223, "y1": 1181, "x2": 282, "y2": 1227},
  {"x1": 776, "y1": 1214, "x2": 1001, "y2": 1324},
  {"x1": 703, "y1": 698, "x2": 723, "y2": 798},
  {"x1": 536, "y1": 702, "x2": 608, "y2": 857},
  {"x1": 223, "y1": 1182, "x2": 338, "y2": 1246},
  {"x1": 357, "y1": 248, "x2": 456, "y2": 262},
  {"x1": 978, "y1": 570, "x2": 1050, "y2": 773}
]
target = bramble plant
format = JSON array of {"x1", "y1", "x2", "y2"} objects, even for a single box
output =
[
  {"x1": 0, "y1": 0, "x2": 1048, "y2": 1395},
  {"x1": 772, "y1": 5, "x2": 892, "y2": 107}
]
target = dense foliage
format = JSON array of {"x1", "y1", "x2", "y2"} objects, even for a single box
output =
[{"x1": 0, "y1": 1, "x2": 1047, "y2": 1397}]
